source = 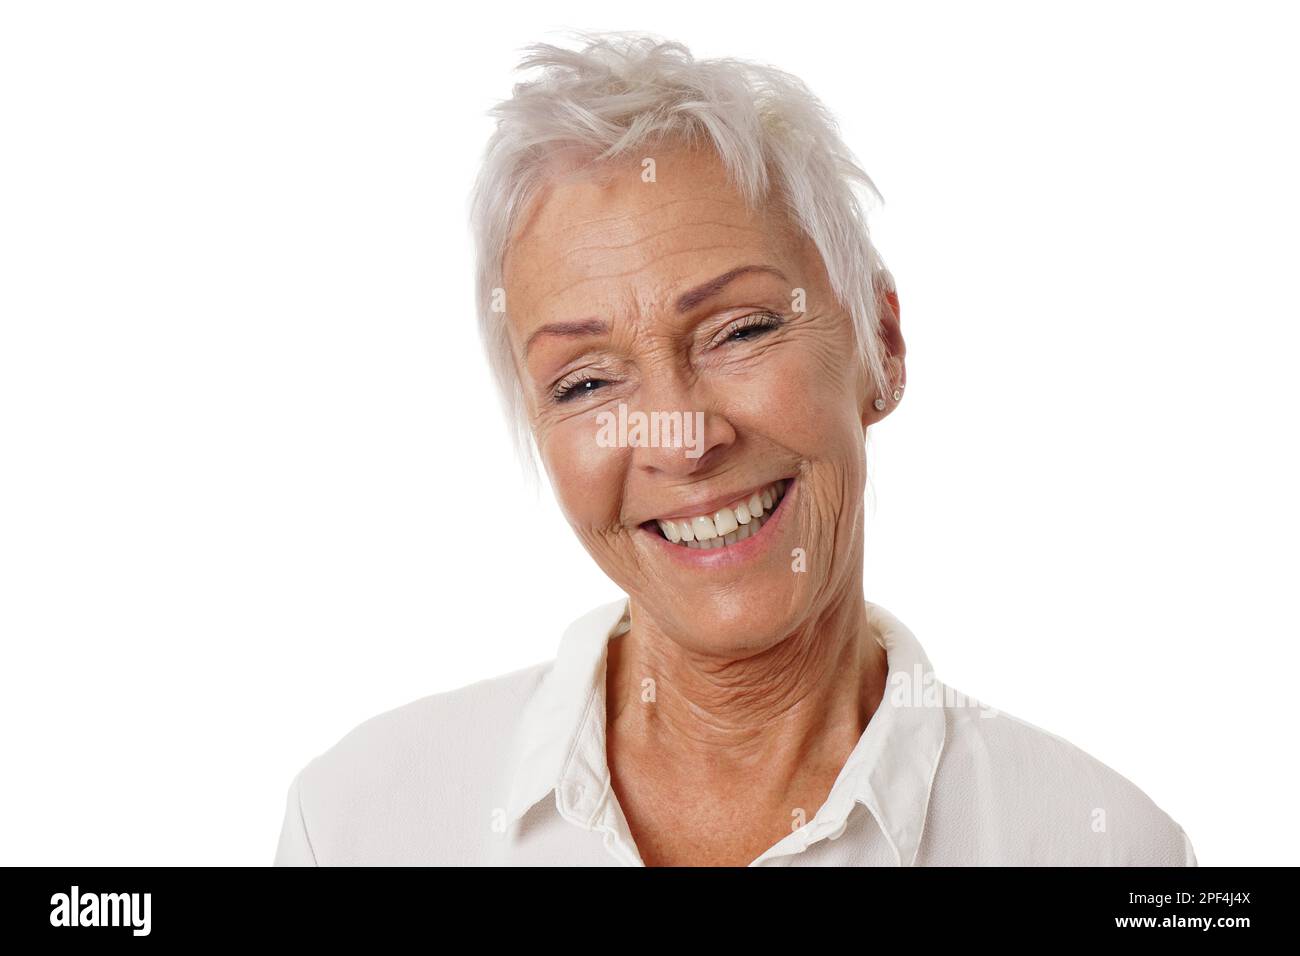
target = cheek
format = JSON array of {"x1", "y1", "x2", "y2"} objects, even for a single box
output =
[
  {"x1": 539, "y1": 415, "x2": 626, "y2": 531},
  {"x1": 733, "y1": 339, "x2": 863, "y2": 458}
]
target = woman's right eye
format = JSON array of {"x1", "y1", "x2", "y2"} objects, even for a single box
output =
[{"x1": 554, "y1": 377, "x2": 609, "y2": 403}]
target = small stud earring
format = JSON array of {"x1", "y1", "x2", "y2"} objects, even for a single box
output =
[
  {"x1": 892, "y1": 388, "x2": 902, "y2": 402},
  {"x1": 873, "y1": 397, "x2": 886, "y2": 411}
]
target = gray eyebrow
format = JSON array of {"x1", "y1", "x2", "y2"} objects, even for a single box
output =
[
  {"x1": 674, "y1": 265, "x2": 789, "y2": 313},
  {"x1": 523, "y1": 319, "x2": 610, "y2": 357}
]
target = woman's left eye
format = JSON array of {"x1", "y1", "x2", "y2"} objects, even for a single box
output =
[
  {"x1": 553, "y1": 377, "x2": 608, "y2": 403},
  {"x1": 718, "y1": 313, "x2": 783, "y2": 346}
]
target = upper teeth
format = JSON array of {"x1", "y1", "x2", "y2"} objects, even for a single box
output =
[{"x1": 655, "y1": 480, "x2": 788, "y2": 550}]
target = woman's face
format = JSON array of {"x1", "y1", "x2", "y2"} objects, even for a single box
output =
[{"x1": 503, "y1": 145, "x2": 897, "y2": 656}]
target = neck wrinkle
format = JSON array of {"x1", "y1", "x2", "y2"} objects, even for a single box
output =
[{"x1": 607, "y1": 583, "x2": 887, "y2": 772}]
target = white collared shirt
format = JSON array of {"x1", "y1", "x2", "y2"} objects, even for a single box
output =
[{"x1": 273, "y1": 598, "x2": 1196, "y2": 866}]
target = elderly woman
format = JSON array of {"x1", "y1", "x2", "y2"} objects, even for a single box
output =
[{"x1": 274, "y1": 34, "x2": 1194, "y2": 867}]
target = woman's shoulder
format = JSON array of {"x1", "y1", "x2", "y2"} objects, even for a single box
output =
[
  {"x1": 305, "y1": 658, "x2": 552, "y2": 780},
  {"x1": 279, "y1": 658, "x2": 556, "y2": 864},
  {"x1": 930, "y1": 682, "x2": 1195, "y2": 864}
]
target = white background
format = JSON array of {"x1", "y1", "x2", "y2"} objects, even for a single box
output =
[{"x1": 2, "y1": 0, "x2": 1296, "y2": 866}]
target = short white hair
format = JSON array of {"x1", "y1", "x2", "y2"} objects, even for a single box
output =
[{"x1": 469, "y1": 31, "x2": 895, "y2": 465}]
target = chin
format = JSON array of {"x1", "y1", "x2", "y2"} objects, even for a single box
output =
[
  {"x1": 648, "y1": 578, "x2": 830, "y2": 661},
  {"x1": 664, "y1": 590, "x2": 811, "y2": 657}
]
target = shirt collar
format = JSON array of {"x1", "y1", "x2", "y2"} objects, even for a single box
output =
[
  {"x1": 501, "y1": 598, "x2": 629, "y2": 827},
  {"x1": 787, "y1": 600, "x2": 948, "y2": 866},
  {"x1": 502, "y1": 597, "x2": 947, "y2": 866}
]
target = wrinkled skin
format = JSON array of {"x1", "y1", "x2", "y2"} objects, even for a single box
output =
[{"x1": 502, "y1": 144, "x2": 905, "y2": 865}]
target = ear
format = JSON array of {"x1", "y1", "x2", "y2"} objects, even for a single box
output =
[{"x1": 862, "y1": 281, "x2": 906, "y2": 428}]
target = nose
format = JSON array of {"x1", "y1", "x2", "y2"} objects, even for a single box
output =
[{"x1": 628, "y1": 374, "x2": 736, "y2": 478}]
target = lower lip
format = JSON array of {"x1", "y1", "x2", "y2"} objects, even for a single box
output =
[{"x1": 643, "y1": 478, "x2": 797, "y2": 568}]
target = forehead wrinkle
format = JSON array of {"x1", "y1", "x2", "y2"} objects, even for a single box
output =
[
  {"x1": 521, "y1": 182, "x2": 766, "y2": 261},
  {"x1": 512, "y1": 172, "x2": 789, "y2": 292},
  {"x1": 525, "y1": 208, "x2": 780, "y2": 286},
  {"x1": 531, "y1": 242, "x2": 782, "y2": 315},
  {"x1": 535, "y1": 223, "x2": 774, "y2": 282},
  {"x1": 561, "y1": 220, "x2": 771, "y2": 258},
  {"x1": 543, "y1": 195, "x2": 748, "y2": 239}
]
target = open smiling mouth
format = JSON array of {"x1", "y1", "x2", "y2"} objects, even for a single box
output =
[{"x1": 646, "y1": 479, "x2": 790, "y2": 550}]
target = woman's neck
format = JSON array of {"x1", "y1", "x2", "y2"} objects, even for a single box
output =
[{"x1": 606, "y1": 582, "x2": 888, "y2": 780}]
